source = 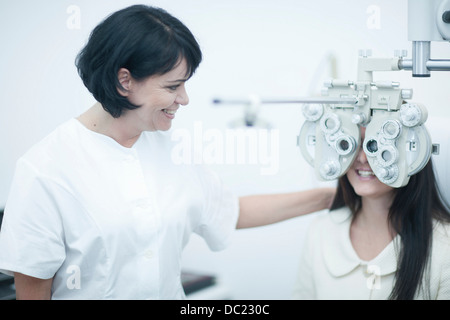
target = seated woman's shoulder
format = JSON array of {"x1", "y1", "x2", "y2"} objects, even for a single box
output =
[{"x1": 433, "y1": 219, "x2": 450, "y2": 247}]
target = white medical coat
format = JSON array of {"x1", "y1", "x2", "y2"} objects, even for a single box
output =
[{"x1": 0, "y1": 119, "x2": 239, "y2": 299}]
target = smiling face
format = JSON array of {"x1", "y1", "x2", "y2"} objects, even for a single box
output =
[
  {"x1": 120, "y1": 58, "x2": 190, "y2": 132},
  {"x1": 346, "y1": 127, "x2": 395, "y2": 199}
]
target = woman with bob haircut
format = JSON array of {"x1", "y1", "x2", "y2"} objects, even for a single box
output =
[
  {"x1": 0, "y1": 5, "x2": 334, "y2": 299},
  {"x1": 293, "y1": 126, "x2": 450, "y2": 300}
]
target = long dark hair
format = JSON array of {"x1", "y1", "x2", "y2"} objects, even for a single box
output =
[{"x1": 330, "y1": 159, "x2": 450, "y2": 299}]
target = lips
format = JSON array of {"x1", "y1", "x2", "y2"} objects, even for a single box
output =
[
  {"x1": 163, "y1": 109, "x2": 177, "y2": 115},
  {"x1": 356, "y1": 168, "x2": 375, "y2": 178},
  {"x1": 162, "y1": 108, "x2": 178, "y2": 119}
]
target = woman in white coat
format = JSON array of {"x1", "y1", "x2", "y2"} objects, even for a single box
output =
[{"x1": 0, "y1": 5, "x2": 333, "y2": 299}]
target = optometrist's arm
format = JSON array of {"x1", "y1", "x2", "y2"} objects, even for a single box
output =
[
  {"x1": 14, "y1": 273, "x2": 53, "y2": 300},
  {"x1": 237, "y1": 188, "x2": 335, "y2": 229}
]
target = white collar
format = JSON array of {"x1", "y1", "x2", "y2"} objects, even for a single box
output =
[{"x1": 322, "y1": 207, "x2": 399, "y2": 277}]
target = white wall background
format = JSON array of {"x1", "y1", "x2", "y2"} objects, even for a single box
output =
[{"x1": 1, "y1": 0, "x2": 449, "y2": 299}]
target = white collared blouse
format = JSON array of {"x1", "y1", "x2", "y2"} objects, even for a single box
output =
[
  {"x1": 0, "y1": 119, "x2": 239, "y2": 299},
  {"x1": 293, "y1": 207, "x2": 450, "y2": 299}
]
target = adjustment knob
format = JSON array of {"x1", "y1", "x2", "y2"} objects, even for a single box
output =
[
  {"x1": 352, "y1": 113, "x2": 366, "y2": 125},
  {"x1": 400, "y1": 103, "x2": 427, "y2": 127},
  {"x1": 319, "y1": 160, "x2": 341, "y2": 180},
  {"x1": 378, "y1": 167, "x2": 392, "y2": 179},
  {"x1": 302, "y1": 104, "x2": 324, "y2": 122},
  {"x1": 377, "y1": 165, "x2": 399, "y2": 184},
  {"x1": 401, "y1": 88, "x2": 413, "y2": 100}
]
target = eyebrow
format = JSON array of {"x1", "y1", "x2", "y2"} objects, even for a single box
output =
[{"x1": 166, "y1": 78, "x2": 188, "y2": 83}]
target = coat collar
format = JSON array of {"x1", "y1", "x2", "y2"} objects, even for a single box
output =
[{"x1": 322, "y1": 207, "x2": 399, "y2": 277}]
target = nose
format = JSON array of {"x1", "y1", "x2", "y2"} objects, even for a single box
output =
[
  {"x1": 356, "y1": 145, "x2": 368, "y2": 164},
  {"x1": 175, "y1": 84, "x2": 189, "y2": 106}
]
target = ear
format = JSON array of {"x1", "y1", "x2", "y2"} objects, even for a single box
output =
[{"x1": 117, "y1": 68, "x2": 132, "y2": 97}]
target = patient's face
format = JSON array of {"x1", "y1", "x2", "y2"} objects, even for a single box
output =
[{"x1": 347, "y1": 127, "x2": 395, "y2": 199}]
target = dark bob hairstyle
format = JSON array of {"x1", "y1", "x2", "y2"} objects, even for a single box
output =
[{"x1": 76, "y1": 5, "x2": 202, "y2": 118}]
